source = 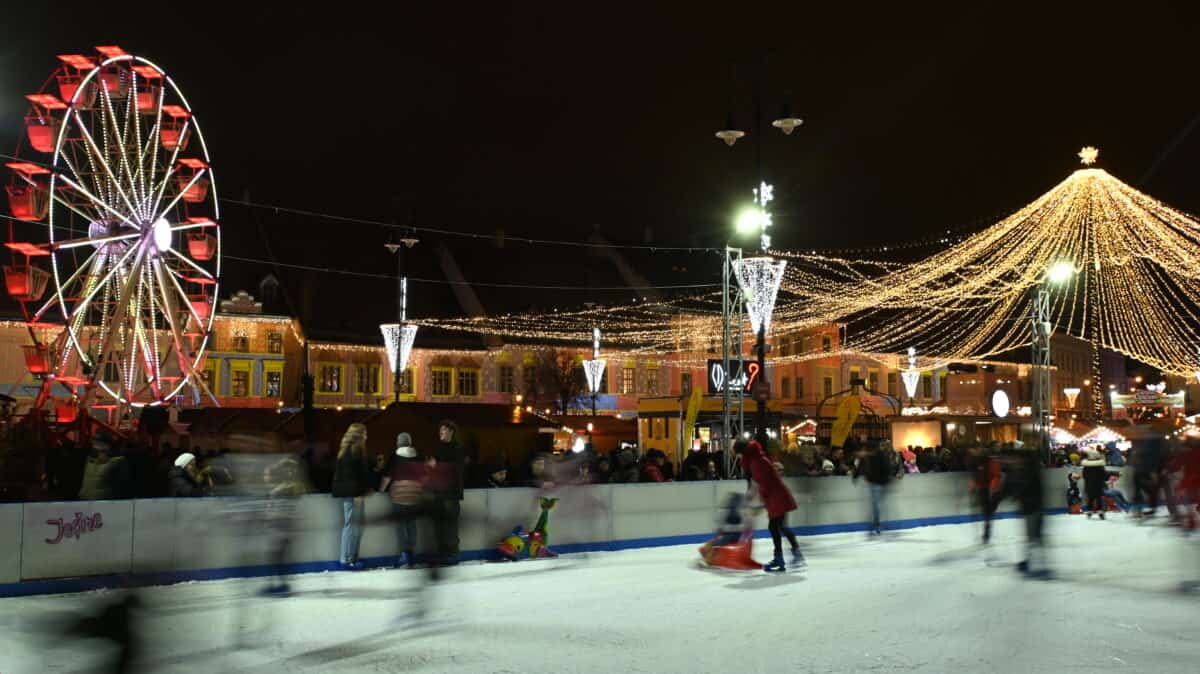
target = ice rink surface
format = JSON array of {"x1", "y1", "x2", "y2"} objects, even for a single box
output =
[{"x1": 3, "y1": 514, "x2": 1199, "y2": 674}]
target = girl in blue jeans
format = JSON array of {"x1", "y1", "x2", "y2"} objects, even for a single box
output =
[{"x1": 331, "y1": 423, "x2": 371, "y2": 569}]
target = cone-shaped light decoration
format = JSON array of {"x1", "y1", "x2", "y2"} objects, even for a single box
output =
[
  {"x1": 733, "y1": 257, "x2": 787, "y2": 336},
  {"x1": 901, "y1": 346, "x2": 921, "y2": 398},
  {"x1": 583, "y1": 359, "x2": 607, "y2": 394},
  {"x1": 1063, "y1": 387, "x2": 1081, "y2": 409},
  {"x1": 582, "y1": 327, "x2": 605, "y2": 394},
  {"x1": 381, "y1": 323, "x2": 418, "y2": 373}
]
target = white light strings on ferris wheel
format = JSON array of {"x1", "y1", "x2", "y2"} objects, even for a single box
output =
[{"x1": 5, "y1": 47, "x2": 223, "y2": 408}]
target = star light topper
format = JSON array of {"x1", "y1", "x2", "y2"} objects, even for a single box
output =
[
  {"x1": 1078, "y1": 146, "x2": 1099, "y2": 166},
  {"x1": 752, "y1": 181, "x2": 774, "y2": 250}
]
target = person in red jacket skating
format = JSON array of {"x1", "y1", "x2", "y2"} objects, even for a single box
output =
[{"x1": 737, "y1": 440, "x2": 804, "y2": 572}]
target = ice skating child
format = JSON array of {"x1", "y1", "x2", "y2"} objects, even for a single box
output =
[
  {"x1": 1081, "y1": 448, "x2": 1108, "y2": 519},
  {"x1": 1103, "y1": 472, "x2": 1131, "y2": 512},
  {"x1": 736, "y1": 440, "x2": 804, "y2": 572},
  {"x1": 1066, "y1": 472, "x2": 1082, "y2": 512},
  {"x1": 698, "y1": 492, "x2": 759, "y2": 569}
]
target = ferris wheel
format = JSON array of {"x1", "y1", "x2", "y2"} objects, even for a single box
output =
[{"x1": 5, "y1": 45, "x2": 220, "y2": 420}]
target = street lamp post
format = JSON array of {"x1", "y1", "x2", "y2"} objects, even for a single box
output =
[
  {"x1": 382, "y1": 233, "x2": 419, "y2": 404},
  {"x1": 733, "y1": 257, "x2": 787, "y2": 445},
  {"x1": 715, "y1": 60, "x2": 800, "y2": 463},
  {"x1": 582, "y1": 328, "x2": 606, "y2": 445},
  {"x1": 1032, "y1": 261, "x2": 1076, "y2": 460}
]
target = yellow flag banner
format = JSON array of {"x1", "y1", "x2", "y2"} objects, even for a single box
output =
[
  {"x1": 830, "y1": 395, "x2": 861, "y2": 448},
  {"x1": 683, "y1": 386, "x2": 703, "y2": 449}
]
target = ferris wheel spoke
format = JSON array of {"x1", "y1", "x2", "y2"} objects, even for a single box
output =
[
  {"x1": 31, "y1": 247, "x2": 103, "y2": 322},
  {"x1": 53, "y1": 147, "x2": 109, "y2": 220},
  {"x1": 162, "y1": 261, "x2": 207, "y2": 327},
  {"x1": 166, "y1": 247, "x2": 213, "y2": 279},
  {"x1": 56, "y1": 173, "x2": 142, "y2": 231},
  {"x1": 53, "y1": 230, "x2": 142, "y2": 250},
  {"x1": 71, "y1": 110, "x2": 142, "y2": 225},
  {"x1": 134, "y1": 109, "x2": 164, "y2": 218},
  {"x1": 65, "y1": 245, "x2": 135, "y2": 322},
  {"x1": 88, "y1": 242, "x2": 150, "y2": 382},
  {"x1": 147, "y1": 119, "x2": 189, "y2": 219},
  {"x1": 154, "y1": 168, "x2": 206, "y2": 223},
  {"x1": 96, "y1": 80, "x2": 140, "y2": 211}
]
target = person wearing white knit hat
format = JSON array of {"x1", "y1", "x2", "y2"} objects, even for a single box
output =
[{"x1": 169, "y1": 452, "x2": 210, "y2": 497}]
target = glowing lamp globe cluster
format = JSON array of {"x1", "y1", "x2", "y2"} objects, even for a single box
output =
[{"x1": 4, "y1": 45, "x2": 221, "y2": 414}]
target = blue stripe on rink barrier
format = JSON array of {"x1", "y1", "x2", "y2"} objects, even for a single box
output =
[{"x1": 0, "y1": 508, "x2": 1065, "y2": 598}]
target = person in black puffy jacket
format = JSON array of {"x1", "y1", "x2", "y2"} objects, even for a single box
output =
[
  {"x1": 1081, "y1": 447, "x2": 1108, "y2": 520},
  {"x1": 331, "y1": 423, "x2": 370, "y2": 569}
]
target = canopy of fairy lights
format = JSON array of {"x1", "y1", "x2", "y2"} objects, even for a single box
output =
[{"x1": 419, "y1": 162, "x2": 1200, "y2": 376}]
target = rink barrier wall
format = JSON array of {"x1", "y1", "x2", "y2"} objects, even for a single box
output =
[{"x1": 0, "y1": 469, "x2": 1073, "y2": 597}]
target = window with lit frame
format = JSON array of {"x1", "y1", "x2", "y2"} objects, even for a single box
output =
[
  {"x1": 267, "y1": 332, "x2": 283, "y2": 354},
  {"x1": 432, "y1": 368, "x2": 453, "y2": 396},
  {"x1": 319, "y1": 365, "x2": 341, "y2": 393},
  {"x1": 498, "y1": 365, "x2": 515, "y2": 394},
  {"x1": 265, "y1": 371, "x2": 282, "y2": 398},
  {"x1": 621, "y1": 368, "x2": 635, "y2": 394},
  {"x1": 232, "y1": 335, "x2": 250, "y2": 353},
  {"x1": 457, "y1": 369, "x2": 480, "y2": 397},
  {"x1": 644, "y1": 369, "x2": 659, "y2": 395},
  {"x1": 522, "y1": 366, "x2": 536, "y2": 397},
  {"x1": 231, "y1": 370, "x2": 249, "y2": 397},
  {"x1": 822, "y1": 335, "x2": 832, "y2": 353},
  {"x1": 398, "y1": 368, "x2": 414, "y2": 394},
  {"x1": 356, "y1": 364, "x2": 380, "y2": 395}
]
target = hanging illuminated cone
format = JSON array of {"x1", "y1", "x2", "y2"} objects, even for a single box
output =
[
  {"x1": 732, "y1": 257, "x2": 787, "y2": 336},
  {"x1": 381, "y1": 323, "x2": 418, "y2": 373},
  {"x1": 582, "y1": 327, "x2": 606, "y2": 394},
  {"x1": 1063, "y1": 387, "x2": 1081, "y2": 409},
  {"x1": 901, "y1": 347, "x2": 921, "y2": 399}
]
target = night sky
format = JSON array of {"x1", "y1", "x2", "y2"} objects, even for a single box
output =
[{"x1": 3, "y1": 3, "x2": 1199, "y2": 344}]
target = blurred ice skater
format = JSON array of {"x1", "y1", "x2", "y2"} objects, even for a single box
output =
[
  {"x1": 261, "y1": 456, "x2": 308, "y2": 595},
  {"x1": 854, "y1": 439, "x2": 898, "y2": 536}
]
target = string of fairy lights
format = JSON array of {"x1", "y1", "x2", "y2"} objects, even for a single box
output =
[{"x1": 417, "y1": 163, "x2": 1200, "y2": 378}]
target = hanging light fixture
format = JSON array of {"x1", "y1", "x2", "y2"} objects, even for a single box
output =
[
  {"x1": 771, "y1": 101, "x2": 803, "y2": 135},
  {"x1": 381, "y1": 323, "x2": 418, "y2": 373},
  {"x1": 733, "y1": 257, "x2": 787, "y2": 337},
  {"x1": 901, "y1": 346, "x2": 921, "y2": 399},
  {"x1": 582, "y1": 327, "x2": 606, "y2": 395},
  {"x1": 715, "y1": 112, "x2": 744, "y2": 147},
  {"x1": 1063, "y1": 387, "x2": 1081, "y2": 408}
]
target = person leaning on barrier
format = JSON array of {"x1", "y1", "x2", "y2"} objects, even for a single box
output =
[{"x1": 168, "y1": 453, "x2": 211, "y2": 497}]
